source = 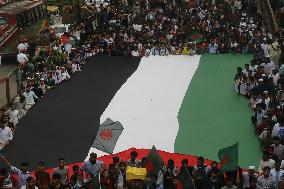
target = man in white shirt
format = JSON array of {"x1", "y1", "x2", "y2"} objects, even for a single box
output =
[
  {"x1": 259, "y1": 154, "x2": 275, "y2": 172},
  {"x1": 7, "y1": 105, "x2": 19, "y2": 126},
  {"x1": 60, "y1": 67, "x2": 70, "y2": 81},
  {"x1": 0, "y1": 122, "x2": 13, "y2": 149},
  {"x1": 64, "y1": 43, "x2": 72, "y2": 56},
  {"x1": 17, "y1": 39, "x2": 29, "y2": 53},
  {"x1": 17, "y1": 43, "x2": 27, "y2": 53},
  {"x1": 167, "y1": 33, "x2": 173, "y2": 41},
  {"x1": 272, "y1": 120, "x2": 284, "y2": 139},
  {"x1": 270, "y1": 161, "x2": 284, "y2": 189},
  {"x1": 17, "y1": 53, "x2": 29, "y2": 66},
  {"x1": 53, "y1": 158, "x2": 69, "y2": 184},
  {"x1": 267, "y1": 59, "x2": 275, "y2": 74},
  {"x1": 242, "y1": 166, "x2": 258, "y2": 188},
  {"x1": 208, "y1": 42, "x2": 218, "y2": 54},
  {"x1": 23, "y1": 86, "x2": 38, "y2": 110},
  {"x1": 270, "y1": 69, "x2": 280, "y2": 87},
  {"x1": 131, "y1": 49, "x2": 139, "y2": 57},
  {"x1": 102, "y1": 0, "x2": 108, "y2": 8},
  {"x1": 261, "y1": 40, "x2": 269, "y2": 57},
  {"x1": 133, "y1": 24, "x2": 142, "y2": 31},
  {"x1": 235, "y1": 0, "x2": 242, "y2": 11}
]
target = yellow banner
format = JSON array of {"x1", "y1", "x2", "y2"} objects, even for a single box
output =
[{"x1": 126, "y1": 166, "x2": 147, "y2": 181}]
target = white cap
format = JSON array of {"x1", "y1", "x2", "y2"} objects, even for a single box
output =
[{"x1": 249, "y1": 166, "x2": 255, "y2": 170}]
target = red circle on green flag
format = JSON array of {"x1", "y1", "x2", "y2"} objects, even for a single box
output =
[{"x1": 144, "y1": 162, "x2": 154, "y2": 172}]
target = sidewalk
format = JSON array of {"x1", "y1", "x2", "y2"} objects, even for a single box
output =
[{"x1": 0, "y1": 65, "x2": 17, "y2": 108}]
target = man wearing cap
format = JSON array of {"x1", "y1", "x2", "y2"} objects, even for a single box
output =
[
  {"x1": 242, "y1": 166, "x2": 258, "y2": 189},
  {"x1": 39, "y1": 79, "x2": 47, "y2": 95}
]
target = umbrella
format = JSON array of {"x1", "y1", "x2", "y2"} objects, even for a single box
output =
[{"x1": 92, "y1": 118, "x2": 124, "y2": 154}]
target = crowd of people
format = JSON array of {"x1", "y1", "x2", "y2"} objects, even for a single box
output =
[
  {"x1": 0, "y1": 0, "x2": 260, "y2": 151},
  {"x1": 0, "y1": 0, "x2": 17, "y2": 7},
  {"x1": 233, "y1": 37, "x2": 284, "y2": 184},
  {"x1": 0, "y1": 31, "x2": 88, "y2": 149},
  {"x1": 0, "y1": 0, "x2": 276, "y2": 149},
  {"x1": 1, "y1": 150, "x2": 284, "y2": 189},
  {"x1": 80, "y1": 0, "x2": 264, "y2": 57}
]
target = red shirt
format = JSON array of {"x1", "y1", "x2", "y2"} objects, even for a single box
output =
[
  {"x1": 100, "y1": 176, "x2": 112, "y2": 189},
  {"x1": 60, "y1": 35, "x2": 69, "y2": 45}
]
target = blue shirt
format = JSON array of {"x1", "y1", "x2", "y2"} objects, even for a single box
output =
[
  {"x1": 80, "y1": 160, "x2": 104, "y2": 177},
  {"x1": 270, "y1": 168, "x2": 284, "y2": 189},
  {"x1": 10, "y1": 166, "x2": 31, "y2": 188},
  {"x1": 208, "y1": 44, "x2": 218, "y2": 54}
]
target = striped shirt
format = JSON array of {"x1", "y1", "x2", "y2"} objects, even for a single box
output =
[{"x1": 257, "y1": 175, "x2": 275, "y2": 189}]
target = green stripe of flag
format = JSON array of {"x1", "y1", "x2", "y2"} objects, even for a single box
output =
[{"x1": 175, "y1": 54, "x2": 261, "y2": 168}]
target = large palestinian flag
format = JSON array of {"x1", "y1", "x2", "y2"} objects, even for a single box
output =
[{"x1": 88, "y1": 54, "x2": 261, "y2": 168}]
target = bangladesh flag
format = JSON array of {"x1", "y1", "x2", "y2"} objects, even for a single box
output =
[
  {"x1": 86, "y1": 54, "x2": 261, "y2": 168},
  {"x1": 177, "y1": 169, "x2": 196, "y2": 189},
  {"x1": 189, "y1": 31, "x2": 203, "y2": 43},
  {"x1": 8, "y1": 53, "x2": 262, "y2": 168},
  {"x1": 218, "y1": 143, "x2": 239, "y2": 172},
  {"x1": 142, "y1": 146, "x2": 164, "y2": 177}
]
